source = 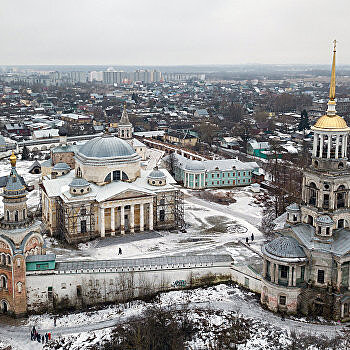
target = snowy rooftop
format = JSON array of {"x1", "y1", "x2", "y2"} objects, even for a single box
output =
[{"x1": 56, "y1": 254, "x2": 232, "y2": 271}]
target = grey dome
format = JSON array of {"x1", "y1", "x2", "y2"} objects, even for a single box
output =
[
  {"x1": 53, "y1": 162, "x2": 70, "y2": 171},
  {"x1": 78, "y1": 136, "x2": 136, "y2": 159},
  {"x1": 148, "y1": 166, "x2": 166, "y2": 179},
  {"x1": 185, "y1": 161, "x2": 205, "y2": 171},
  {"x1": 264, "y1": 236, "x2": 306, "y2": 258},
  {"x1": 316, "y1": 215, "x2": 334, "y2": 225},
  {"x1": 286, "y1": 203, "x2": 300, "y2": 211},
  {"x1": 69, "y1": 178, "x2": 89, "y2": 187}
]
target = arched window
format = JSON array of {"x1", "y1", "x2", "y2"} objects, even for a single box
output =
[
  {"x1": 338, "y1": 219, "x2": 345, "y2": 229},
  {"x1": 23, "y1": 209, "x2": 26, "y2": 220},
  {"x1": 1, "y1": 276, "x2": 7, "y2": 289},
  {"x1": 14, "y1": 211, "x2": 18, "y2": 222},
  {"x1": 309, "y1": 182, "x2": 317, "y2": 206},
  {"x1": 76, "y1": 167, "x2": 82, "y2": 178},
  {"x1": 337, "y1": 185, "x2": 346, "y2": 209},
  {"x1": 6, "y1": 211, "x2": 9, "y2": 222},
  {"x1": 6, "y1": 255, "x2": 11, "y2": 265},
  {"x1": 17, "y1": 282, "x2": 22, "y2": 293},
  {"x1": 1, "y1": 254, "x2": 5, "y2": 265},
  {"x1": 104, "y1": 173, "x2": 111, "y2": 183},
  {"x1": 307, "y1": 215, "x2": 314, "y2": 226}
]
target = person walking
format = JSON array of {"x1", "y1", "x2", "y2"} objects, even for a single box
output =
[
  {"x1": 54, "y1": 317, "x2": 57, "y2": 327},
  {"x1": 251, "y1": 233, "x2": 254, "y2": 241},
  {"x1": 45, "y1": 333, "x2": 49, "y2": 343},
  {"x1": 119, "y1": 247, "x2": 122, "y2": 255},
  {"x1": 48, "y1": 332, "x2": 51, "y2": 341},
  {"x1": 245, "y1": 237, "x2": 249, "y2": 244}
]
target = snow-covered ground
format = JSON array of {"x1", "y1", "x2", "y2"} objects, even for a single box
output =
[
  {"x1": 45, "y1": 186, "x2": 264, "y2": 265},
  {"x1": 0, "y1": 284, "x2": 343, "y2": 350}
]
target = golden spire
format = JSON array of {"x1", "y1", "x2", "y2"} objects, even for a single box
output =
[
  {"x1": 329, "y1": 39, "x2": 337, "y2": 101},
  {"x1": 9, "y1": 151, "x2": 17, "y2": 167}
]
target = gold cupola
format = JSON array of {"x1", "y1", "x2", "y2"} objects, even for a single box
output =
[
  {"x1": 9, "y1": 151, "x2": 17, "y2": 167},
  {"x1": 313, "y1": 40, "x2": 350, "y2": 132}
]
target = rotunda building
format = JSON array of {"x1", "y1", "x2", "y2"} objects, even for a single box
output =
[
  {"x1": 261, "y1": 236, "x2": 308, "y2": 314},
  {"x1": 75, "y1": 135, "x2": 141, "y2": 185}
]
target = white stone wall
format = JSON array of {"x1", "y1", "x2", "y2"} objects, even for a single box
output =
[
  {"x1": 231, "y1": 265, "x2": 262, "y2": 293},
  {"x1": 26, "y1": 263, "x2": 232, "y2": 312}
]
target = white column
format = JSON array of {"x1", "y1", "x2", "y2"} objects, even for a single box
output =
[
  {"x1": 319, "y1": 134, "x2": 324, "y2": 158},
  {"x1": 313, "y1": 133, "x2": 318, "y2": 157},
  {"x1": 99, "y1": 208, "x2": 105, "y2": 238},
  {"x1": 149, "y1": 201, "x2": 153, "y2": 231},
  {"x1": 342, "y1": 135, "x2": 347, "y2": 158},
  {"x1": 140, "y1": 203, "x2": 144, "y2": 232},
  {"x1": 293, "y1": 266, "x2": 297, "y2": 286},
  {"x1": 335, "y1": 135, "x2": 340, "y2": 159},
  {"x1": 110, "y1": 207, "x2": 115, "y2": 236},
  {"x1": 274, "y1": 264, "x2": 279, "y2": 284},
  {"x1": 288, "y1": 266, "x2": 293, "y2": 287},
  {"x1": 327, "y1": 135, "x2": 331, "y2": 159},
  {"x1": 130, "y1": 204, "x2": 135, "y2": 233},
  {"x1": 262, "y1": 259, "x2": 267, "y2": 278},
  {"x1": 120, "y1": 205, "x2": 125, "y2": 235}
]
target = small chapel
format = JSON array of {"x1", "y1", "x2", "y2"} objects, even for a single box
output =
[
  {"x1": 260, "y1": 42, "x2": 350, "y2": 321},
  {"x1": 40, "y1": 106, "x2": 184, "y2": 243}
]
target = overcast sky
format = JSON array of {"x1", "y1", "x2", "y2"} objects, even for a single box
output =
[{"x1": 0, "y1": 0, "x2": 349, "y2": 66}]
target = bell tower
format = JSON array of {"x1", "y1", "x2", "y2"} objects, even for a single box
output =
[
  {"x1": 300, "y1": 41, "x2": 350, "y2": 239},
  {"x1": 118, "y1": 103, "x2": 133, "y2": 143}
]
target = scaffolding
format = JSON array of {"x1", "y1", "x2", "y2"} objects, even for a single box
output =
[
  {"x1": 56, "y1": 198, "x2": 97, "y2": 242},
  {"x1": 154, "y1": 189, "x2": 184, "y2": 230}
]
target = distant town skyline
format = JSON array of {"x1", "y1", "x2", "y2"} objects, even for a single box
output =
[{"x1": 0, "y1": 0, "x2": 349, "y2": 66}]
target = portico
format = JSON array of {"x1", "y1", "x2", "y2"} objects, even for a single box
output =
[{"x1": 98, "y1": 197, "x2": 154, "y2": 236}]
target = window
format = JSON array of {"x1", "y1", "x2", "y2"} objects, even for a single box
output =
[
  {"x1": 279, "y1": 295, "x2": 286, "y2": 305},
  {"x1": 17, "y1": 282, "x2": 22, "y2": 293},
  {"x1": 326, "y1": 227, "x2": 330, "y2": 235},
  {"x1": 113, "y1": 170, "x2": 121, "y2": 181},
  {"x1": 81, "y1": 220, "x2": 87, "y2": 234},
  {"x1": 81, "y1": 208, "x2": 86, "y2": 216},
  {"x1": 61, "y1": 283, "x2": 66, "y2": 289},
  {"x1": 17, "y1": 258, "x2": 21, "y2": 268},
  {"x1": 1, "y1": 275, "x2": 7, "y2": 289},
  {"x1": 280, "y1": 265, "x2": 288, "y2": 279},
  {"x1": 317, "y1": 270, "x2": 325, "y2": 284},
  {"x1": 160, "y1": 209, "x2": 165, "y2": 222}
]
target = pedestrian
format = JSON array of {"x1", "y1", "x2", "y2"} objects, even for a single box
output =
[
  {"x1": 42, "y1": 335, "x2": 44, "y2": 343},
  {"x1": 119, "y1": 247, "x2": 122, "y2": 255},
  {"x1": 37, "y1": 333, "x2": 41, "y2": 343},
  {"x1": 32, "y1": 325, "x2": 36, "y2": 335},
  {"x1": 48, "y1": 332, "x2": 51, "y2": 341},
  {"x1": 245, "y1": 237, "x2": 249, "y2": 244},
  {"x1": 251, "y1": 233, "x2": 254, "y2": 241},
  {"x1": 45, "y1": 333, "x2": 48, "y2": 343},
  {"x1": 30, "y1": 331, "x2": 33, "y2": 341},
  {"x1": 54, "y1": 317, "x2": 57, "y2": 327}
]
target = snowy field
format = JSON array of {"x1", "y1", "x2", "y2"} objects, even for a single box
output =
[{"x1": 0, "y1": 284, "x2": 344, "y2": 350}]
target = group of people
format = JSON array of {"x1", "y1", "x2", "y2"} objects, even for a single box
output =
[
  {"x1": 30, "y1": 326, "x2": 51, "y2": 343},
  {"x1": 245, "y1": 233, "x2": 255, "y2": 244}
]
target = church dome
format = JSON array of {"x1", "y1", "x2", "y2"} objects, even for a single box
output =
[
  {"x1": 148, "y1": 167, "x2": 166, "y2": 179},
  {"x1": 69, "y1": 178, "x2": 89, "y2": 187},
  {"x1": 263, "y1": 236, "x2": 306, "y2": 259},
  {"x1": 78, "y1": 135, "x2": 136, "y2": 159},
  {"x1": 313, "y1": 114, "x2": 349, "y2": 131}
]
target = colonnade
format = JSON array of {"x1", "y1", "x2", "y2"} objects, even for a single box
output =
[
  {"x1": 262, "y1": 258, "x2": 306, "y2": 287},
  {"x1": 98, "y1": 199, "x2": 154, "y2": 237},
  {"x1": 313, "y1": 132, "x2": 347, "y2": 159}
]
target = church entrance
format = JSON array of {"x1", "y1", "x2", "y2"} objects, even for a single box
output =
[
  {"x1": 1, "y1": 300, "x2": 8, "y2": 313},
  {"x1": 124, "y1": 214, "x2": 129, "y2": 231}
]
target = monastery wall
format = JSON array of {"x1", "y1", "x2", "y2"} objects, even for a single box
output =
[
  {"x1": 26, "y1": 263, "x2": 232, "y2": 313},
  {"x1": 231, "y1": 264, "x2": 262, "y2": 293}
]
